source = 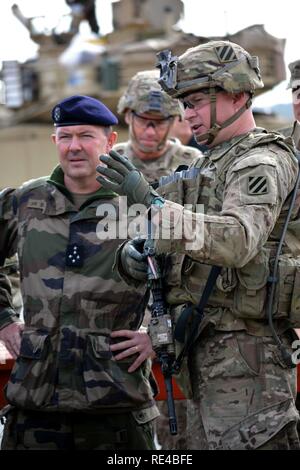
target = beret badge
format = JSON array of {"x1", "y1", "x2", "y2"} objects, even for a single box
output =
[{"x1": 53, "y1": 106, "x2": 61, "y2": 122}]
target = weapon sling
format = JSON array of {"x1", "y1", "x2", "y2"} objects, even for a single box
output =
[{"x1": 172, "y1": 265, "x2": 221, "y2": 373}]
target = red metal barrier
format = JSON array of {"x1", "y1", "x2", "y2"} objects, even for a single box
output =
[{"x1": 152, "y1": 362, "x2": 185, "y2": 400}]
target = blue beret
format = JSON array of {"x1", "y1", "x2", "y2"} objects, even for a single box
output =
[{"x1": 51, "y1": 95, "x2": 118, "y2": 127}]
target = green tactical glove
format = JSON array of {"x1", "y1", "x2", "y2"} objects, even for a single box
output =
[
  {"x1": 96, "y1": 150, "x2": 164, "y2": 208},
  {"x1": 121, "y1": 238, "x2": 148, "y2": 281}
]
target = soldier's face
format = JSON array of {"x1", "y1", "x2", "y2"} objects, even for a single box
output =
[
  {"x1": 52, "y1": 125, "x2": 117, "y2": 188},
  {"x1": 182, "y1": 90, "x2": 242, "y2": 146},
  {"x1": 292, "y1": 87, "x2": 300, "y2": 121},
  {"x1": 128, "y1": 111, "x2": 173, "y2": 154}
]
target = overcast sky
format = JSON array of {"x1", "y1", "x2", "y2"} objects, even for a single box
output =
[{"x1": 0, "y1": 0, "x2": 299, "y2": 107}]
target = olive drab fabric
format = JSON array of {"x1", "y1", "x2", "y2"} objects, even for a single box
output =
[
  {"x1": 157, "y1": 40, "x2": 264, "y2": 98},
  {"x1": 154, "y1": 129, "x2": 300, "y2": 332},
  {"x1": 0, "y1": 166, "x2": 157, "y2": 417},
  {"x1": 117, "y1": 70, "x2": 184, "y2": 118},
  {"x1": 113, "y1": 139, "x2": 200, "y2": 184}
]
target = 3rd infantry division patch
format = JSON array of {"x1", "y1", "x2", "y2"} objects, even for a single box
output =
[{"x1": 247, "y1": 176, "x2": 268, "y2": 195}]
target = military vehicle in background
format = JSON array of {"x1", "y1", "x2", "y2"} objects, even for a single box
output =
[{"x1": 0, "y1": 0, "x2": 292, "y2": 186}]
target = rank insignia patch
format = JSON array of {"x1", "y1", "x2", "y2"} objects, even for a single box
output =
[{"x1": 247, "y1": 176, "x2": 268, "y2": 195}]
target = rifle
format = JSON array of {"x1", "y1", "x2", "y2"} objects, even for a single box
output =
[{"x1": 144, "y1": 228, "x2": 177, "y2": 435}]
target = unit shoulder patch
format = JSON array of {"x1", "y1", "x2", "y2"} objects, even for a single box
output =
[{"x1": 247, "y1": 176, "x2": 268, "y2": 195}]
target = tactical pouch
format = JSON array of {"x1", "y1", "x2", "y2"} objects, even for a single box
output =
[
  {"x1": 234, "y1": 249, "x2": 300, "y2": 324},
  {"x1": 233, "y1": 248, "x2": 270, "y2": 319},
  {"x1": 278, "y1": 254, "x2": 300, "y2": 326}
]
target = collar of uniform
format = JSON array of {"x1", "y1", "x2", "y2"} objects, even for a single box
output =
[
  {"x1": 208, "y1": 131, "x2": 256, "y2": 162},
  {"x1": 47, "y1": 165, "x2": 118, "y2": 204}
]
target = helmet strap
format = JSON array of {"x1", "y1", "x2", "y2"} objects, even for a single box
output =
[{"x1": 195, "y1": 89, "x2": 252, "y2": 146}]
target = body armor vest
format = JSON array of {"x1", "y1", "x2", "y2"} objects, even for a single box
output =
[{"x1": 158, "y1": 130, "x2": 300, "y2": 328}]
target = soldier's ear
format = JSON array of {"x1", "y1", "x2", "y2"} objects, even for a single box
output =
[
  {"x1": 124, "y1": 110, "x2": 131, "y2": 125},
  {"x1": 232, "y1": 92, "x2": 245, "y2": 105},
  {"x1": 106, "y1": 131, "x2": 118, "y2": 151},
  {"x1": 51, "y1": 133, "x2": 57, "y2": 145}
]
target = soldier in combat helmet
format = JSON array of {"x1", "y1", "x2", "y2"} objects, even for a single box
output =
[
  {"x1": 97, "y1": 40, "x2": 300, "y2": 450},
  {"x1": 288, "y1": 60, "x2": 300, "y2": 126},
  {"x1": 115, "y1": 69, "x2": 202, "y2": 185},
  {"x1": 279, "y1": 60, "x2": 300, "y2": 150}
]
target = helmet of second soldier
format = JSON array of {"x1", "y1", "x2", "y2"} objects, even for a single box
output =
[
  {"x1": 157, "y1": 40, "x2": 264, "y2": 98},
  {"x1": 117, "y1": 70, "x2": 184, "y2": 119},
  {"x1": 288, "y1": 60, "x2": 300, "y2": 90}
]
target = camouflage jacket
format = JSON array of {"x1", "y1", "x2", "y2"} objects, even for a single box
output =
[
  {"x1": 279, "y1": 120, "x2": 300, "y2": 150},
  {"x1": 0, "y1": 166, "x2": 157, "y2": 416},
  {"x1": 113, "y1": 138, "x2": 201, "y2": 184},
  {"x1": 120, "y1": 129, "x2": 300, "y2": 336}
]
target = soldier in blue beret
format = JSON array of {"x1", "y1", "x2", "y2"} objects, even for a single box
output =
[{"x1": 0, "y1": 95, "x2": 158, "y2": 450}]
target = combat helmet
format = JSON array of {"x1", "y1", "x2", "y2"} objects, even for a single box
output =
[
  {"x1": 117, "y1": 70, "x2": 184, "y2": 119},
  {"x1": 157, "y1": 40, "x2": 264, "y2": 98},
  {"x1": 288, "y1": 60, "x2": 300, "y2": 90},
  {"x1": 156, "y1": 40, "x2": 264, "y2": 145}
]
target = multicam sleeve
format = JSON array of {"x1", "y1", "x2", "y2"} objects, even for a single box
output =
[
  {"x1": 0, "y1": 188, "x2": 19, "y2": 329},
  {"x1": 152, "y1": 149, "x2": 298, "y2": 268},
  {"x1": 0, "y1": 273, "x2": 19, "y2": 329}
]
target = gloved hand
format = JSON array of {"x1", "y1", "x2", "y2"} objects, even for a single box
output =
[
  {"x1": 96, "y1": 150, "x2": 164, "y2": 208},
  {"x1": 120, "y1": 238, "x2": 148, "y2": 281}
]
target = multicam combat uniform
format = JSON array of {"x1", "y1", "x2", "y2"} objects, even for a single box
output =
[
  {"x1": 0, "y1": 166, "x2": 158, "y2": 450},
  {"x1": 0, "y1": 256, "x2": 22, "y2": 316},
  {"x1": 152, "y1": 128, "x2": 300, "y2": 450},
  {"x1": 128, "y1": 40, "x2": 300, "y2": 450}
]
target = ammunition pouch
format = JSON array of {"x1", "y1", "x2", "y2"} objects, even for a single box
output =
[{"x1": 166, "y1": 247, "x2": 300, "y2": 326}]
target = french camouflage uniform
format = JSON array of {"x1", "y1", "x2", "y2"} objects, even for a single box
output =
[
  {"x1": 0, "y1": 165, "x2": 158, "y2": 450},
  {"x1": 118, "y1": 42, "x2": 300, "y2": 449}
]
